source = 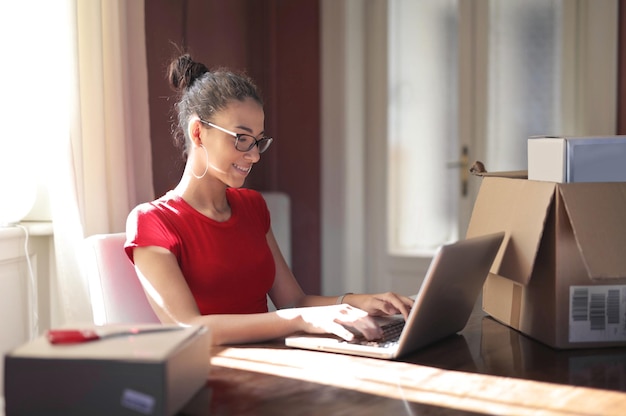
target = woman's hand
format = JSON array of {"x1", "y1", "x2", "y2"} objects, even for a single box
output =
[
  {"x1": 341, "y1": 292, "x2": 414, "y2": 320},
  {"x1": 277, "y1": 304, "x2": 383, "y2": 341}
]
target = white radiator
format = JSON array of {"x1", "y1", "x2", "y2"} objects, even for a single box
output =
[
  {"x1": 0, "y1": 222, "x2": 54, "y2": 407},
  {"x1": 0, "y1": 227, "x2": 37, "y2": 407}
]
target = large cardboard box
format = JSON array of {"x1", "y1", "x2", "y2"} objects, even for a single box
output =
[
  {"x1": 528, "y1": 135, "x2": 626, "y2": 183},
  {"x1": 4, "y1": 325, "x2": 210, "y2": 415},
  {"x1": 466, "y1": 172, "x2": 626, "y2": 349}
]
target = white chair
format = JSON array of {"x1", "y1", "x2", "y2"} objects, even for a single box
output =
[
  {"x1": 84, "y1": 192, "x2": 291, "y2": 323},
  {"x1": 261, "y1": 192, "x2": 291, "y2": 311},
  {"x1": 84, "y1": 233, "x2": 159, "y2": 325},
  {"x1": 261, "y1": 192, "x2": 291, "y2": 267}
]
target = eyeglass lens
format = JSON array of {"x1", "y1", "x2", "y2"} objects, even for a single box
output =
[{"x1": 235, "y1": 135, "x2": 273, "y2": 153}]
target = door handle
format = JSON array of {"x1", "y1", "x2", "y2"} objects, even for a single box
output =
[{"x1": 446, "y1": 145, "x2": 469, "y2": 197}]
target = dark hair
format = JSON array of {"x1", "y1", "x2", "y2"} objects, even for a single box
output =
[{"x1": 167, "y1": 53, "x2": 263, "y2": 157}]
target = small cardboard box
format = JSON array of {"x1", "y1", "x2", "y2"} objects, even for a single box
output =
[
  {"x1": 466, "y1": 173, "x2": 626, "y2": 349},
  {"x1": 528, "y1": 135, "x2": 626, "y2": 183},
  {"x1": 4, "y1": 325, "x2": 210, "y2": 415}
]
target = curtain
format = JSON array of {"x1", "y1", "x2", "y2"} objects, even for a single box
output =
[{"x1": 50, "y1": 0, "x2": 154, "y2": 325}]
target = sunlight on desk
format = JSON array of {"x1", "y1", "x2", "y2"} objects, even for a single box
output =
[
  {"x1": 209, "y1": 344, "x2": 625, "y2": 416},
  {"x1": 209, "y1": 313, "x2": 626, "y2": 415}
]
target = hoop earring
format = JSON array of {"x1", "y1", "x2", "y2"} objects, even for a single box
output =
[{"x1": 191, "y1": 144, "x2": 209, "y2": 179}]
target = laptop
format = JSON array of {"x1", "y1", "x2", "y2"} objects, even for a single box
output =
[{"x1": 285, "y1": 232, "x2": 505, "y2": 359}]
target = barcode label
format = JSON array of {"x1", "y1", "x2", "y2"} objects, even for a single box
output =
[
  {"x1": 608, "y1": 290, "x2": 620, "y2": 324},
  {"x1": 569, "y1": 285, "x2": 626, "y2": 343},
  {"x1": 571, "y1": 288, "x2": 589, "y2": 321},
  {"x1": 121, "y1": 389, "x2": 155, "y2": 415}
]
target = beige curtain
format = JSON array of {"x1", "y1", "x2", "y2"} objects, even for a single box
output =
[{"x1": 51, "y1": 0, "x2": 154, "y2": 325}]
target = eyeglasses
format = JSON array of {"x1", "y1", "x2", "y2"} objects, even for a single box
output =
[{"x1": 199, "y1": 119, "x2": 273, "y2": 153}]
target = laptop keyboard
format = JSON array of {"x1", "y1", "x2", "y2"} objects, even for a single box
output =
[{"x1": 351, "y1": 319, "x2": 405, "y2": 348}]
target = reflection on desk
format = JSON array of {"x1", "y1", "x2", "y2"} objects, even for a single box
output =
[
  {"x1": 181, "y1": 308, "x2": 626, "y2": 416},
  {"x1": 408, "y1": 309, "x2": 626, "y2": 392},
  {"x1": 477, "y1": 315, "x2": 626, "y2": 391}
]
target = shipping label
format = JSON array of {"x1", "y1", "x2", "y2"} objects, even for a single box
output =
[
  {"x1": 121, "y1": 389, "x2": 156, "y2": 415},
  {"x1": 569, "y1": 285, "x2": 626, "y2": 343}
]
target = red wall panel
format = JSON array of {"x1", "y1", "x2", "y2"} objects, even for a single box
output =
[{"x1": 145, "y1": 0, "x2": 321, "y2": 294}]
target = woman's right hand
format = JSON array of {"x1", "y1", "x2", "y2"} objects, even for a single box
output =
[{"x1": 277, "y1": 304, "x2": 383, "y2": 341}]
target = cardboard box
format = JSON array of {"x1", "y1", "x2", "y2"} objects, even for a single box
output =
[
  {"x1": 528, "y1": 135, "x2": 626, "y2": 183},
  {"x1": 466, "y1": 173, "x2": 626, "y2": 349},
  {"x1": 4, "y1": 325, "x2": 210, "y2": 415}
]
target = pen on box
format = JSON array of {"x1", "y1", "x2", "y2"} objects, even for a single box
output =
[{"x1": 46, "y1": 326, "x2": 183, "y2": 344}]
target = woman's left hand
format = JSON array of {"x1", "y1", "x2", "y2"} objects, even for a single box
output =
[{"x1": 341, "y1": 292, "x2": 414, "y2": 319}]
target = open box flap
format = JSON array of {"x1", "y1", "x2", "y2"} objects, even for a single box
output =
[
  {"x1": 466, "y1": 176, "x2": 556, "y2": 285},
  {"x1": 471, "y1": 170, "x2": 528, "y2": 179},
  {"x1": 559, "y1": 183, "x2": 626, "y2": 280}
]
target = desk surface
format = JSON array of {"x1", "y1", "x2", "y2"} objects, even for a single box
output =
[{"x1": 182, "y1": 307, "x2": 626, "y2": 415}]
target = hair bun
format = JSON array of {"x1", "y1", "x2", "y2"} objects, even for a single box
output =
[{"x1": 167, "y1": 54, "x2": 209, "y2": 92}]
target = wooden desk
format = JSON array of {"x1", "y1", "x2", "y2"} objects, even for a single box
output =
[{"x1": 181, "y1": 308, "x2": 626, "y2": 415}]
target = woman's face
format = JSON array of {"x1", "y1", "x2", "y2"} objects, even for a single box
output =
[{"x1": 198, "y1": 97, "x2": 265, "y2": 188}]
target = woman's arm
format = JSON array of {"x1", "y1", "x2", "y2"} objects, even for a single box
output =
[
  {"x1": 132, "y1": 245, "x2": 294, "y2": 344},
  {"x1": 266, "y1": 230, "x2": 414, "y2": 318},
  {"x1": 265, "y1": 229, "x2": 331, "y2": 309},
  {"x1": 132, "y1": 244, "x2": 383, "y2": 345}
]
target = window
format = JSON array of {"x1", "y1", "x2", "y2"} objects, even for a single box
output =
[
  {"x1": 486, "y1": 0, "x2": 563, "y2": 171},
  {"x1": 385, "y1": 0, "x2": 616, "y2": 259},
  {"x1": 387, "y1": 0, "x2": 459, "y2": 256},
  {"x1": 319, "y1": 0, "x2": 616, "y2": 295},
  {"x1": 0, "y1": 1, "x2": 72, "y2": 224}
]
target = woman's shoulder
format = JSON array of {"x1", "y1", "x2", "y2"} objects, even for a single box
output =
[
  {"x1": 227, "y1": 188, "x2": 269, "y2": 227},
  {"x1": 128, "y1": 192, "x2": 184, "y2": 219},
  {"x1": 227, "y1": 187, "x2": 265, "y2": 205}
]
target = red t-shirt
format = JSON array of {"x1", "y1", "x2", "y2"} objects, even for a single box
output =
[{"x1": 125, "y1": 188, "x2": 275, "y2": 315}]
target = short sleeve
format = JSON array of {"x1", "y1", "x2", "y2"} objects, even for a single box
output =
[{"x1": 124, "y1": 202, "x2": 181, "y2": 263}]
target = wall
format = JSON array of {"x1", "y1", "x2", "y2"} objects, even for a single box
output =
[{"x1": 144, "y1": 0, "x2": 321, "y2": 294}]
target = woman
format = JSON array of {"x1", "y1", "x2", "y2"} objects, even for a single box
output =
[{"x1": 125, "y1": 53, "x2": 413, "y2": 345}]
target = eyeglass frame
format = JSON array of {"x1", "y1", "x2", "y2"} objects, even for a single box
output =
[{"x1": 198, "y1": 119, "x2": 273, "y2": 153}]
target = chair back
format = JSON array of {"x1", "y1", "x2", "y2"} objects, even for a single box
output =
[
  {"x1": 84, "y1": 233, "x2": 159, "y2": 325},
  {"x1": 262, "y1": 192, "x2": 291, "y2": 266}
]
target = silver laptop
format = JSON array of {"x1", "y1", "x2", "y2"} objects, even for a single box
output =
[{"x1": 285, "y1": 232, "x2": 505, "y2": 359}]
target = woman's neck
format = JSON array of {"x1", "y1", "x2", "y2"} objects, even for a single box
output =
[{"x1": 173, "y1": 173, "x2": 231, "y2": 221}]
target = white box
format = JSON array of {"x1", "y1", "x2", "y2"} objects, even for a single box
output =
[
  {"x1": 528, "y1": 135, "x2": 626, "y2": 183},
  {"x1": 4, "y1": 325, "x2": 210, "y2": 415}
]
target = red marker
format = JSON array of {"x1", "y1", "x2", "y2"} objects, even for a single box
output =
[{"x1": 46, "y1": 326, "x2": 183, "y2": 344}]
